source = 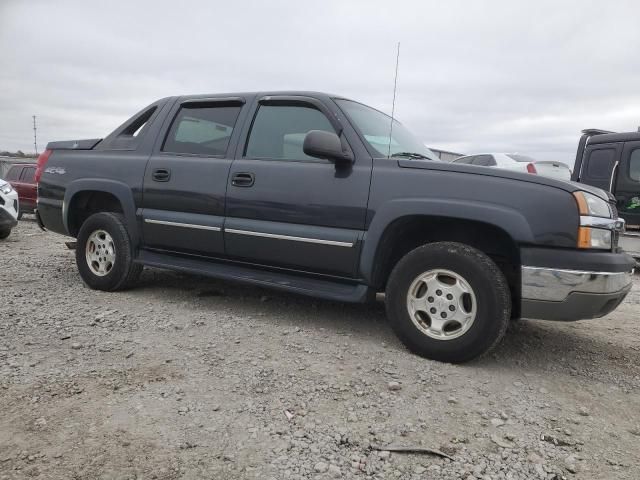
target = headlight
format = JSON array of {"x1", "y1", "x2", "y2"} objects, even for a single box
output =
[
  {"x1": 573, "y1": 191, "x2": 611, "y2": 218},
  {"x1": 577, "y1": 227, "x2": 612, "y2": 249},
  {"x1": 0, "y1": 183, "x2": 13, "y2": 195},
  {"x1": 574, "y1": 191, "x2": 614, "y2": 249}
]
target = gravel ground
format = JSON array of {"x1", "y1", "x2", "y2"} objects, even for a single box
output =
[{"x1": 1, "y1": 219, "x2": 639, "y2": 480}]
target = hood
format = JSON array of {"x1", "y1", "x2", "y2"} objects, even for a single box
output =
[
  {"x1": 565, "y1": 180, "x2": 615, "y2": 203},
  {"x1": 397, "y1": 159, "x2": 613, "y2": 202}
]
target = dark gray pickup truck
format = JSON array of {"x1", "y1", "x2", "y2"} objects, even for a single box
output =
[{"x1": 36, "y1": 91, "x2": 635, "y2": 362}]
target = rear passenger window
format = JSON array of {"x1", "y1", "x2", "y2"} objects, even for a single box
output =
[
  {"x1": 586, "y1": 148, "x2": 615, "y2": 179},
  {"x1": 5, "y1": 166, "x2": 22, "y2": 181},
  {"x1": 245, "y1": 105, "x2": 335, "y2": 160},
  {"x1": 21, "y1": 167, "x2": 35, "y2": 183},
  {"x1": 123, "y1": 107, "x2": 157, "y2": 138},
  {"x1": 474, "y1": 155, "x2": 494, "y2": 166},
  {"x1": 629, "y1": 149, "x2": 640, "y2": 182},
  {"x1": 163, "y1": 104, "x2": 242, "y2": 156},
  {"x1": 454, "y1": 156, "x2": 474, "y2": 164}
]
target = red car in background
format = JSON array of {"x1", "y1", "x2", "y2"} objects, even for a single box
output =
[{"x1": 4, "y1": 163, "x2": 37, "y2": 219}]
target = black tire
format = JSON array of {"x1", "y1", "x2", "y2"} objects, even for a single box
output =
[
  {"x1": 385, "y1": 242, "x2": 511, "y2": 363},
  {"x1": 0, "y1": 228, "x2": 11, "y2": 239},
  {"x1": 17, "y1": 211, "x2": 23, "y2": 221},
  {"x1": 75, "y1": 212, "x2": 142, "y2": 291}
]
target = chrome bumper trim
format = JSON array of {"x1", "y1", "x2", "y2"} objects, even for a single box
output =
[{"x1": 522, "y1": 266, "x2": 634, "y2": 302}]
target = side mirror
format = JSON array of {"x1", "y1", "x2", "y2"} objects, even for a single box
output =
[{"x1": 303, "y1": 130, "x2": 353, "y2": 164}]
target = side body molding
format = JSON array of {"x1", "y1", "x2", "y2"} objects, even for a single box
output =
[
  {"x1": 63, "y1": 179, "x2": 140, "y2": 246},
  {"x1": 359, "y1": 198, "x2": 534, "y2": 284}
]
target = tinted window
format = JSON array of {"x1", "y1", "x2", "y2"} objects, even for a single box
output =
[
  {"x1": 245, "y1": 105, "x2": 334, "y2": 160},
  {"x1": 123, "y1": 106, "x2": 157, "y2": 137},
  {"x1": 163, "y1": 104, "x2": 242, "y2": 156},
  {"x1": 21, "y1": 166, "x2": 35, "y2": 183},
  {"x1": 454, "y1": 156, "x2": 474, "y2": 164},
  {"x1": 586, "y1": 148, "x2": 615, "y2": 179},
  {"x1": 5, "y1": 166, "x2": 22, "y2": 181},
  {"x1": 629, "y1": 149, "x2": 640, "y2": 182},
  {"x1": 474, "y1": 155, "x2": 495, "y2": 166}
]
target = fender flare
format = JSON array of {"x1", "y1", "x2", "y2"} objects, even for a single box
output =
[
  {"x1": 360, "y1": 198, "x2": 534, "y2": 284},
  {"x1": 63, "y1": 179, "x2": 139, "y2": 246}
]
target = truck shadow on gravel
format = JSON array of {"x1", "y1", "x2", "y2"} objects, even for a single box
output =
[{"x1": 135, "y1": 269, "x2": 639, "y2": 377}]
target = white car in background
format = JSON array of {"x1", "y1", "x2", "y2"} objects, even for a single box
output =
[
  {"x1": 452, "y1": 153, "x2": 572, "y2": 181},
  {"x1": 0, "y1": 179, "x2": 19, "y2": 239}
]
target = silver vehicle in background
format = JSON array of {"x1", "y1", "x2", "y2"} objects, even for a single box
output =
[
  {"x1": 453, "y1": 153, "x2": 572, "y2": 181},
  {"x1": 0, "y1": 179, "x2": 19, "y2": 239}
]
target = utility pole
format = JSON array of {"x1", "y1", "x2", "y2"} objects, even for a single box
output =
[{"x1": 32, "y1": 115, "x2": 38, "y2": 155}]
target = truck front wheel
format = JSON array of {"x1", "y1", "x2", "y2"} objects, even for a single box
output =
[
  {"x1": 385, "y1": 242, "x2": 511, "y2": 363},
  {"x1": 76, "y1": 212, "x2": 142, "y2": 291}
]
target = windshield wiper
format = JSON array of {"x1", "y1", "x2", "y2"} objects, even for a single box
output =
[{"x1": 390, "y1": 152, "x2": 430, "y2": 160}]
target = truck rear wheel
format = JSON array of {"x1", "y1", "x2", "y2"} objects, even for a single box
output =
[
  {"x1": 385, "y1": 242, "x2": 511, "y2": 363},
  {"x1": 76, "y1": 212, "x2": 142, "y2": 291},
  {"x1": 0, "y1": 228, "x2": 11, "y2": 239}
]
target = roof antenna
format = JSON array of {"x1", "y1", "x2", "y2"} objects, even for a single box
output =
[{"x1": 387, "y1": 42, "x2": 400, "y2": 159}]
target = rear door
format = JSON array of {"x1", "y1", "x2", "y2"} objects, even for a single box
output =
[
  {"x1": 579, "y1": 143, "x2": 623, "y2": 192},
  {"x1": 224, "y1": 95, "x2": 372, "y2": 277},
  {"x1": 615, "y1": 142, "x2": 640, "y2": 226},
  {"x1": 141, "y1": 97, "x2": 248, "y2": 257},
  {"x1": 18, "y1": 166, "x2": 37, "y2": 210},
  {"x1": 5, "y1": 165, "x2": 23, "y2": 185}
]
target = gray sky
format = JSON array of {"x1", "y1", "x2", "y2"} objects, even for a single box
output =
[{"x1": 1, "y1": 0, "x2": 640, "y2": 165}]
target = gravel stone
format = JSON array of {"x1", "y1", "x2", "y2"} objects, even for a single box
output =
[{"x1": 0, "y1": 221, "x2": 639, "y2": 479}]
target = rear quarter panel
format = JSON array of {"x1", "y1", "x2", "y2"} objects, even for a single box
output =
[{"x1": 38, "y1": 151, "x2": 150, "y2": 236}]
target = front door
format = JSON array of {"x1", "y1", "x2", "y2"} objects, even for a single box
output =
[
  {"x1": 224, "y1": 96, "x2": 372, "y2": 278},
  {"x1": 141, "y1": 97, "x2": 246, "y2": 257},
  {"x1": 615, "y1": 141, "x2": 640, "y2": 226}
]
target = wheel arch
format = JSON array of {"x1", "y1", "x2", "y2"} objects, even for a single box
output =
[
  {"x1": 63, "y1": 179, "x2": 139, "y2": 246},
  {"x1": 362, "y1": 200, "x2": 530, "y2": 317}
]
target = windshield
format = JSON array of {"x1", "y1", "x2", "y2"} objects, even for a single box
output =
[
  {"x1": 335, "y1": 99, "x2": 439, "y2": 161},
  {"x1": 507, "y1": 154, "x2": 537, "y2": 163}
]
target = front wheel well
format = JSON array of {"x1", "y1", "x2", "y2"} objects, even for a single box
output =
[
  {"x1": 371, "y1": 216, "x2": 521, "y2": 318},
  {"x1": 67, "y1": 191, "x2": 124, "y2": 237}
]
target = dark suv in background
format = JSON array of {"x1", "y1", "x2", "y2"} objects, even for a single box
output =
[{"x1": 573, "y1": 129, "x2": 640, "y2": 259}]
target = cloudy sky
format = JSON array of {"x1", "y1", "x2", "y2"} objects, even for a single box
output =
[{"x1": 1, "y1": 0, "x2": 639, "y2": 164}]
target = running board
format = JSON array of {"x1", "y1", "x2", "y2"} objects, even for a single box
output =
[{"x1": 136, "y1": 249, "x2": 371, "y2": 303}]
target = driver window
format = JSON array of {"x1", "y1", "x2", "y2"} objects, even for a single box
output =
[{"x1": 245, "y1": 104, "x2": 335, "y2": 160}]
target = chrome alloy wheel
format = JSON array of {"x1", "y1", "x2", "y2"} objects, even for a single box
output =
[
  {"x1": 85, "y1": 229, "x2": 116, "y2": 277},
  {"x1": 406, "y1": 269, "x2": 477, "y2": 340}
]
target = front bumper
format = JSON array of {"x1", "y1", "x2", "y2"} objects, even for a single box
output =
[
  {"x1": 0, "y1": 207, "x2": 18, "y2": 228},
  {"x1": 521, "y1": 265, "x2": 634, "y2": 321},
  {"x1": 0, "y1": 190, "x2": 19, "y2": 228}
]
